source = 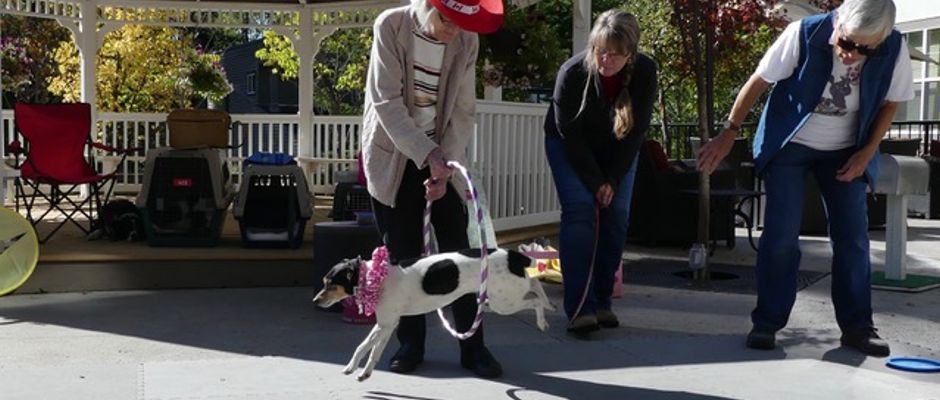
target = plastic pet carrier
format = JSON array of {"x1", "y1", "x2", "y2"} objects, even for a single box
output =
[
  {"x1": 330, "y1": 182, "x2": 372, "y2": 221},
  {"x1": 136, "y1": 148, "x2": 234, "y2": 247},
  {"x1": 232, "y1": 163, "x2": 312, "y2": 248}
]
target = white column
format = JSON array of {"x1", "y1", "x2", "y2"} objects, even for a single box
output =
[
  {"x1": 78, "y1": 0, "x2": 98, "y2": 122},
  {"x1": 572, "y1": 0, "x2": 591, "y2": 53},
  {"x1": 296, "y1": 9, "x2": 316, "y2": 174},
  {"x1": 483, "y1": 86, "x2": 502, "y2": 101},
  {"x1": 884, "y1": 194, "x2": 909, "y2": 280},
  {"x1": 1, "y1": 21, "x2": 4, "y2": 105}
]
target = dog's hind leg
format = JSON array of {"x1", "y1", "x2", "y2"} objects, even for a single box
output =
[
  {"x1": 344, "y1": 325, "x2": 381, "y2": 375},
  {"x1": 529, "y1": 278, "x2": 556, "y2": 311},
  {"x1": 527, "y1": 279, "x2": 554, "y2": 331},
  {"x1": 358, "y1": 327, "x2": 393, "y2": 382},
  {"x1": 520, "y1": 297, "x2": 550, "y2": 332}
]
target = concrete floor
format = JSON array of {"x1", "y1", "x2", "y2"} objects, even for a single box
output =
[{"x1": 1, "y1": 221, "x2": 939, "y2": 399}]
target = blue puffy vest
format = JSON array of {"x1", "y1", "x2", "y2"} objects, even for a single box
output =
[{"x1": 753, "y1": 13, "x2": 903, "y2": 187}]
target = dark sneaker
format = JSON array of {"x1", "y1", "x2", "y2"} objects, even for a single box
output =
[
  {"x1": 596, "y1": 309, "x2": 620, "y2": 328},
  {"x1": 388, "y1": 344, "x2": 424, "y2": 374},
  {"x1": 841, "y1": 328, "x2": 890, "y2": 357},
  {"x1": 567, "y1": 315, "x2": 600, "y2": 334},
  {"x1": 746, "y1": 327, "x2": 776, "y2": 350},
  {"x1": 460, "y1": 346, "x2": 503, "y2": 379}
]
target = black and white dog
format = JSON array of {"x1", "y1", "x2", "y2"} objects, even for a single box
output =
[{"x1": 312, "y1": 248, "x2": 555, "y2": 381}]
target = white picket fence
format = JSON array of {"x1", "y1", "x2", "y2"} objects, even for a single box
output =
[{"x1": 0, "y1": 101, "x2": 558, "y2": 231}]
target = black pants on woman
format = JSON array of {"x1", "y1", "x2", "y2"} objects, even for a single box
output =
[{"x1": 370, "y1": 161, "x2": 484, "y2": 358}]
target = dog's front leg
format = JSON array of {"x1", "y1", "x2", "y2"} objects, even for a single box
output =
[
  {"x1": 357, "y1": 326, "x2": 393, "y2": 381},
  {"x1": 344, "y1": 325, "x2": 381, "y2": 375}
]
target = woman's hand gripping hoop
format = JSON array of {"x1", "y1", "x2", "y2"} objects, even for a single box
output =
[{"x1": 423, "y1": 161, "x2": 488, "y2": 340}]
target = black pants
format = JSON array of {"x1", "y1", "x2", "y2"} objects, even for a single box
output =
[{"x1": 371, "y1": 161, "x2": 484, "y2": 355}]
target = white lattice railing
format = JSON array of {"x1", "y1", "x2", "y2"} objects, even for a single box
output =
[
  {"x1": 1, "y1": 111, "x2": 327, "y2": 192},
  {"x1": 0, "y1": 0, "x2": 82, "y2": 20},
  {"x1": 1, "y1": 102, "x2": 559, "y2": 231},
  {"x1": 474, "y1": 101, "x2": 557, "y2": 231}
]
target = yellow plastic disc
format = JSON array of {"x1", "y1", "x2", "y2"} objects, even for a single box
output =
[{"x1": 0, "y1": 207, "x2": 39, "y2": 296}]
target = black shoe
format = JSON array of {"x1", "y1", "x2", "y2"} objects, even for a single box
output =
[
  {"x1": 841, "y1": 328, "x2": 890, "y2": 357},
  {"x1": 567, "y1": 315, "x2": 601, "y2": 334},
  {"x1": 461, "y1": 346, "x2": 503, "y2": 379},
  {"x1": 596, "y1": 309, "x2": 620, "y2": 328},
  {"x1": 746, "y1": 327, "x2": 776, "y2": 350},
  {"x1": 388, "y1": 344, "x2": 424, "y2": 374}
]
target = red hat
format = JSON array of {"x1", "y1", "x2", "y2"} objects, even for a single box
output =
[{"x1": 428, "y1": 0, "x2": 504, "y2": 34}]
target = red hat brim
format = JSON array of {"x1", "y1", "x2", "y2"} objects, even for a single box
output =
[{"x1": 428, "y1": 0, "x2": 504, "y2": 34}]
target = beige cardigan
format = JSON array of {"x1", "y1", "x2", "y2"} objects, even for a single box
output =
[{"x1": 360, "y1": 5, "x2": 478, "y2": 207}]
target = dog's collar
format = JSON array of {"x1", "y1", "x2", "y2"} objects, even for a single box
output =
[{"x1": 354, "y1": 246, "x2": 390, "y2": 316}]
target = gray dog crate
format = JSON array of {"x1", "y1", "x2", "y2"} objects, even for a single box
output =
[
  {"x1": 232, "y1": 164, "x2": 312, "y2": 248},
  {"x1": 136, "y1": 147, "x2": 235, "y2": 247}
]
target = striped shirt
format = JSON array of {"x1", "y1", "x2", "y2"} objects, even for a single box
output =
[{"x1": 412, "y1": 29, "x2": 445, "y2": 139}]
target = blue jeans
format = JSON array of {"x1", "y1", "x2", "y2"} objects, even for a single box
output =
[
  {"x1": 545, "y1": 136, "x2": 638, "y2": 319},
  {"x1": 753, "y1": 142, "x2": 873, "y2": 334}
]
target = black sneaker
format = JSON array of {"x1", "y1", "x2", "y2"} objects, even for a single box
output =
[
  {"x1": 388, "y1": 344, "x2": 424, "y2": 374},
  {"x1": 841, "y1": 328, "x2": 890, "y2": 357},
  {"x1": 596, "y1": 309, "x2": 620, "y2": 328},
  {"x1": 567, "y1": 315, "x2": 600, "y2": 334},
  {"x1": 745, "y1": 327, "x2": 776, "y2": 350},
  {"x1": 460, "y1": 346, "x2": 503, "y2": 379}
]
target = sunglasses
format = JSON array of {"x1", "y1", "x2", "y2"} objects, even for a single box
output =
[{"x1": 837, "y1": 36, "x2": 877, "y2": 56}]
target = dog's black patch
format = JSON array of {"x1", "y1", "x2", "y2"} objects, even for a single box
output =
[
  {"x1": 506, "y1": 250, "x2": 531, "y2": 278},
  {"x1": 398, "y1": 257, "x2": 420, "y2": 268},
  {"x1": 457, "y1": 248, "x2": 497, "y2": 258},
  {"x1": 325, "y1": 258, "x2": 360, "y2": 295},
  {"x1": 421, "y1": 259, "x2": 460, "y2": 295}
]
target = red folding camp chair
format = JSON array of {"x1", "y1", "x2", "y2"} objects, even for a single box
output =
[{"x1": 7, "y1": 103, "x2": 138, "y2": 243}]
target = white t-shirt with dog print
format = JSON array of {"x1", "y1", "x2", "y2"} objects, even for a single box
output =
[{"x1": 755, "y1": 21, "x2": 914, "y2": 151}]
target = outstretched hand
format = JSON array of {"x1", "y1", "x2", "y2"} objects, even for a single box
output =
[{"x1": 696, "y1": 129, "x2": 736, "y2": 174}]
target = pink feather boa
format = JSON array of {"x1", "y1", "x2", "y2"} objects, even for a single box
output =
[{"x1": 354, "y1": 246, "x2": 390, "y2": 316}]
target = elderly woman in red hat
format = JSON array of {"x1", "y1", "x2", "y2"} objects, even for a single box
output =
[{"x1": 359, "y1": 0, "x2": 504, "y2": 378}]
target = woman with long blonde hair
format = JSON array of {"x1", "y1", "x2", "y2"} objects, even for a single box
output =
[{"x1": 544, "y1": 9, "x2": 658, "y2": 335}]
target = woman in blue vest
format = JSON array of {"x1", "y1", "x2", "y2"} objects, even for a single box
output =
[
  {"x1": 544, "y1": 10, "x2": 657, "y2": 335},
  {"x1": 697, "y1": 0, "x2": 913, "y2": 357}
]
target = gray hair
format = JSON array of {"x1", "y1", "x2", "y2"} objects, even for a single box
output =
[
  {"x1": 411, "y1": 0, "x2": 436, "y2": 30},
  {"x1": 837, "y1": 0, "x2": 896, "y2": 42}
]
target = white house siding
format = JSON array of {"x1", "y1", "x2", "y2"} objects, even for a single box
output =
[{"x1": 895, "y1": 0, "x2": 940, "y2": 121}]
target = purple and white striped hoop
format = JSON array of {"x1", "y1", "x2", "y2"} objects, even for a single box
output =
[{"x1": 424, "y1": 161, "x2": 487, "y2": 340}]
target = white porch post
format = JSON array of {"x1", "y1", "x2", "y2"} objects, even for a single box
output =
[
  {"x1": 1, "y1": 21, "x2": 4, "y2": 103},
  {"x1": 292, "y1": 8, "x2": 322, "y2": 183},
  {"x1": 77, "y1": 0, "x2": 99, "y2": 199},
  {"x1": 573, "y1": 0, "x2": 591, "y2": 53},
  {"x1": 78, "y1": 0, "x2": 98, "y2": 122}
]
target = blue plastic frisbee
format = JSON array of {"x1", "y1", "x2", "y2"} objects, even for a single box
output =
[{"x1": 886, "y1": 357, "x2": 940, "y2": 373}]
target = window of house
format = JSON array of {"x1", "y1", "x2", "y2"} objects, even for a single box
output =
[
  {"x1": 908, "y1": 31, "x2": 925, "y2": 80},
  {"x1": 247, "y1": 72, "x2": 257, "y2": 95},
  {"x1": 897, "y1": 28, "x2": 940, "y2": 121},
  {"x1": 927, "y1": 82, "x2": 940, "y2": 120},
  {"x1": 928, "y1": 28, "x2": 940, "y2": 78}
]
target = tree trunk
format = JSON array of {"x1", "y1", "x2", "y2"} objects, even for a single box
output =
[
  {"x1": 658, "y1": 85, "x2": 670, "y2": 156},
  {"x1": 693, "y1": 0, "x2": 712, "y2": 281}
]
